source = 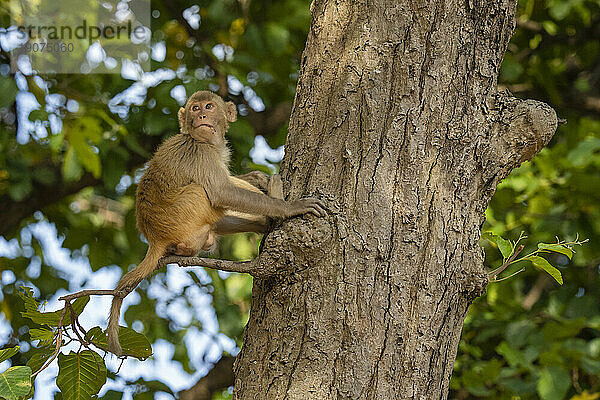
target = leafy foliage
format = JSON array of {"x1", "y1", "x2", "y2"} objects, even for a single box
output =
[
  {"x1": 0, "y1": 0, "x2": 598, "y2": 398},
  {"x1": 19, "y1": 287, "x2": 89, "y2": 327},
  {"x1": 450, "y1": 1, "x2": 600, "y2": 398}
]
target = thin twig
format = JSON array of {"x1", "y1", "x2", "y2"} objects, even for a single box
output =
[
  {"x1": 58, "y1": 289, "x2": 115, "y2": 302},
  {"x1": 31, "y1": 307, "x2": 67, "y2": 378},
  {"x1": 489, "y1": 244, "x2": 525, "y2": 278},
  {"x1": 74, "y1": 314, "x2": 88, "y2": 338},
  {"x1": 116, "y1": 357, "x2": 126, "y2": 374},
  {"x1": 490, "y1": 267, "x2": 526, "y2": 283},
  {"x1": 67, "y1": 302, "x2": 91, "y2": 351}
]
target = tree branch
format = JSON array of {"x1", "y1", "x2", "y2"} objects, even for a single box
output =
[
  {"x1": 242, "y1": 101, "x2": 292, "y2": 138},
  {"x1": 496, "y1": 93, "x2": 558, "y2": 162},
  {"x1": 158, "y1": 255, "x2": 264, "y2": 276},
  {"x1": 0, "y1": 172, "x2": 100, "y2": 237},
  {"x1": 179, "y1": 355, "x2": 235, "y2": 400},
  {"x1": 479, "y1": 92, "x2": 558, "y2": 189},
  {"x1": 522, "y1": 274, "x2": 551, "y2": 310},
  {"x1": 488, "y1": 244, "x2": 525, "y2": 279}
]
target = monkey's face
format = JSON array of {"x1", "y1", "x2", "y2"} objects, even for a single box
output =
[
  {"x1": 186, "y1": 99, "x2": 224, "y2": 145},
  {"x1": 178, "y1": 92, "x2": 238, "y2": 145}
]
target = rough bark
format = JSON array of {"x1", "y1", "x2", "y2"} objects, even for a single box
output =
[{"x1": 233, "y1": 0, "x2": 557, "y2": 399}]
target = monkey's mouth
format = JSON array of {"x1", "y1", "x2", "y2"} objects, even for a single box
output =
[{"x1": 194, "y1": 123, "x2": 214, "y2": 129}]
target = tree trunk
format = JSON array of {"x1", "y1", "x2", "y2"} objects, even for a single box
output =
[{"x1": 233, "y1": 0, "x2": 557, "y2": 398}]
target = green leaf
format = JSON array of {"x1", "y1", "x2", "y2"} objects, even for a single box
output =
[
  {"x1": 57, "y1": 351, "x2": 106, "y2": 400},
  {"x1": 102, "y1": 147, "x2": 128, "y2": 190},
  {"x1": 8, "y1": 179, "x2": 33, "y2": 201},
  {"x1": 537, "y1": 366, "x2": 570, "y2": 400},
  {"x1": 70, "y1": 116, "x2": 103, "y2": 143},
  {"x1": 126, "y1": 378, "x2": 174, "y2": 396},
  {"x1": 481, "y1": 232, "x2": 514, "y2": 259},
  {"x1": 71, "y1": 138, "x2": 101, "y2": 179},
  {"x1": 542, "y1": 319, "x2": 585, "y2": 341},
  {"x1": 84, "y1": 327, "x2": 107, "y2": 350},
  {"x1": 526, "y1": 256, "x2": 563, "y2": 285},
  {"x1": 581, "y1": 358, "x2": 600, "y2": 375},
  {"x1": 98, "y1": 390, "x2": 124, "y2": 400},
  {"x1": 496, "y1": 341, "x2": 538, "y2": 368},
  {"x1": 19, "y1": 287, "x2": 90, "y2": 327},
  {"x1": 538, "y1": 243, "x2": 573, "y2": 259},
  {"x1": 0, "y1": 347, "x2": 19, "y2": 364},
  {"x1": 542, "y1": 20, "x2": 558, "y2": 36},
  {"x1": 500, "y1": 53, "x2": 524, "y2": 82},
  {"x1": 116, "y1": 326, "x2": 152, "y2": 360},
  {"x1": 28, "y1": 109, "x2": 49, "y2": 122},
  {"x1": 85, "y1": 326, "x2": 152, "y2": 360},
  {"x1": 264, "y1": 23, "x2": 290, "y2": 55},
  {"x1": 123, "y1": 134, "x2": 149, "y2": 157},
  {"x1": 49, "y1": 130, "x2": 65, "y2": 153},
  {"x1": 567, "y1": 137, "x2": 600, "y2": 167},
  {"x1": 29, "y1": 328, "x2": 55, "y2": 345},
  {"x1": 0, "y1": 76, "x2": 18, "y2": 109},
  {"x1": 27, "y1": 346, "x2": 55, "y2": 375},
  {"x1": 0, "y1": 366, "x2": 32, "y2": 400},
  {"x1": 62, "y1": 147, "x2": 84, "y2": 182},
  {"x1": 548, "y1": 1, "x2": 572, "y2": 20}
]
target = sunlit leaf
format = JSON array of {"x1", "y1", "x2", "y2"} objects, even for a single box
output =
[
  {"x1": 0, "y1": 366, "x2": 32, "y2": 400},
  {"x1": 0, "y1": 347, "x2": 19, "y2": 364},
  {"x1": 19, "y1": 287, "x2": 90, "y2": 326},
  {"x1": 62, "y1": 147, "x2": 84, "y2": 182},
  {"x1": 537, "y1": 243, "x2": 573, "y2": 259},
  {"x1": 571, "y1": 391, "x2": 600, "y2": 400},
  {"x1": 29, "y1": 328, "x2": 55, "y2": 345},
  {"x1": 481, "y1": 232, "x2": 513, "y2": 259},
  {"x1": 525, "y1": 256, "x2": 563, "y2": 285},
  {"x1": 567, "y1": 137, "x2": 600, "y2": 167},
  {"x1": 57, "y1": 351, "x2": 106, "y2": 400},
  {"x1": 537, "y1": 366, "x2": 570, "y2": 400}
]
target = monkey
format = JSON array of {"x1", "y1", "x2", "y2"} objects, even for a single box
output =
[{"x1": 107, "y1": 91, "x2": 326, "y2": 355}]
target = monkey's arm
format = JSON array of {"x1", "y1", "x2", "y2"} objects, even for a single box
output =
[
  {"x1": 216, "y1": 174, "x2": 285, "y2": 234},
  {"x1": 214, "y1": 215, "x2": 269, "y2": 235},
  {"x1": 208, "y1": 182, "x2": 326, "y2": 218}
]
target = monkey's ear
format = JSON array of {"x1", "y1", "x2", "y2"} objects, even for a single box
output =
[
  {"x1": 177, "y1": 107, "x2": 186, "y2": 131},
  {"x1": 225, "y1": 101, "x2": 237, "y2": 123}
]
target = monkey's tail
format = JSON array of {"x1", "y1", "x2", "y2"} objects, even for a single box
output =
[{"x1": 107, "y1": 243, "x2": 165, "y2": 356}]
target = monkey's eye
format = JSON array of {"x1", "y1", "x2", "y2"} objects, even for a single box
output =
[
  {"x1": 205, "y1": 103, "x2": 213, "y2": 110},
  {"x1": 192, "y1": 105, "x2": 200, "y2": 111}
]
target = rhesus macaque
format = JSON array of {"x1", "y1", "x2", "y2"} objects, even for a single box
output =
[{"x1": 107, "y1": 91, "x2": 325, "y2": 355}]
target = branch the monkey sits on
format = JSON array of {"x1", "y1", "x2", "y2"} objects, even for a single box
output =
[{"x1": 107, "y1": 90, "x2": 326, "y2": 355}]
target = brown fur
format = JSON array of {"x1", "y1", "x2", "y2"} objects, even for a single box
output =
[{"x1": 107, "y1": 91, "x2": 325, "y2": 355}]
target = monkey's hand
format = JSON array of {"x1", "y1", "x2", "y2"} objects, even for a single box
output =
[{"x1": 286, "y1": 198, "x2": 327, "y2": 218}]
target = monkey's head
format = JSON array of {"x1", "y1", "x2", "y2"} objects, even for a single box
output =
[{"x1": 178, "y1": 91, "x2": 237, "y2": 145}]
